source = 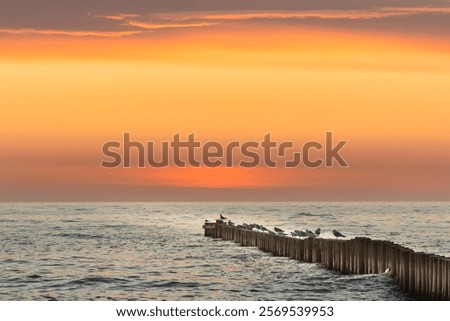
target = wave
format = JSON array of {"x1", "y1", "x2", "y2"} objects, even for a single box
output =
[
  {"x1": 65, "y1": 276, "x2": 130, "y2": 286},
  {"x1": 55, "y1": 233, "x2": 105, "y2": 240},
  {"x1": 140, "y1": 281, "x2": 202, "y2": 288}
]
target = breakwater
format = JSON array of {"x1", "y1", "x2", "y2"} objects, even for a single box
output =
[{"x1": 204, "y1": 220, "x2": 449, "y2": 300}]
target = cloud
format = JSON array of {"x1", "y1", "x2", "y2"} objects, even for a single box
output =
[
  {"x1": 123, "y1": 21, "x2": 217, "y2": 30},
  {"x1": 94, "y1": 6, "x2": 450, "y2": 39},
  {"x1": 91, "y1": 13, "x2": 142, "y2": 21},
  {"x1": 146, "y1": 7, "x2": 450, "y2": 22},
  {"x1": 0, "y1": 28, "x2": 142, "y2": 38}
]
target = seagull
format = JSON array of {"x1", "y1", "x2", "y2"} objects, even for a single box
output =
[
  {"x1": 228, "y1": 220, "x2": 234, "y2": 226},
  {"x1": 332, "y1": 230, "x2": 346, "y2": 238},
  {"x1": 305, "y1": 230, "x2": 316, "y2": 238},
  {"x1": 315, "y1": 228, "x2": 321, "y2": 236},
  {"x1": 220, "y1": 214, "x2": 227, "y2": 220},
  {"x1": 205, "y1": 219, "x2": 210, "y2": 223},
  {"x1": 274, "y1": 227, "x2": 284, "y2": 233},
  {"x1": 293, "y1": 230, "x2": 308, "y2": 237}
]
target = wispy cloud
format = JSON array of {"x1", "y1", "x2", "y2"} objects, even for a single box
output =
[
  {"x1": 91, "y1": 13, "x2": 142, "y2": 21},
  {"x1": 146, "y1": 7, "x2": 450, "y2": 22},
  {"x1": 92, "y1": 6, "x2": 450, "y2": 35},
  {"x1": 124, "y1": 21, "x2": 217, "y2": 30},
  {"x1": 0, "y1": 28, "x2": 142, "y2": 38}
]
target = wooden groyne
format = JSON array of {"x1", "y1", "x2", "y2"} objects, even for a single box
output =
[{"x1": 203, "y1": 220, "x2": 450, "y2": 300}]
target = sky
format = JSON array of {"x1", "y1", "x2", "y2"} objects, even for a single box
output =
[{"x1": 1, "y1": 1, "x2": 450, "y2": 201}]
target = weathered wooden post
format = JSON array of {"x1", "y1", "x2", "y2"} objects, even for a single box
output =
[
  {"x1": 401, "y1": 248, "x2": 413, "y2": 291},
  {"x1": 355, "y1": 237, "x2": 365, "y2": 274},
  {"x1": 341, "y1": 240, "x2": 349, "y2": 274},
  {"x1": 348, "y1": 239, "x2": 355, "y2": 273},
  {"x1": 367, "y1": 240, "x2": 375, "y2": 274},
  {"x1": 283, "y1": 236, "x2": 289, "y2": 257},
  {"x1": 332, "y1": 240, "x2": 339, "y2": 271},
  {"x1": 298, "y1": 238, "x2": 305, "y2": 261},
  {"x1": 203, "y1": 222, "x2": 216, "y2": 237},
  {"x1": 327, "y1": 239, "x2": 334, "y2": 270},
  {"x1": 312, "y1": 239, "x2": 321, "y2": 263},
  {"x1": 408, "y1": 251, "x2": 416, "y2": 297},
  {"x1": 377, "y1": 241, "x2": 387, "y2": 274},
  {"x1": 289, "y1": 238, "x2": 296, "y2": 259},
  {"x1": 304, "y1": 238, "x2": 313, "y2": 263},
  {"x1": 445, "y1": 258, "x2": 450, "y2": 301},
  {"x1": 444, "y1": 258, "x2": 450, "y2": 300},
  {"x1": 435, "y1": 256, "x2": 444, "y2": 300}
]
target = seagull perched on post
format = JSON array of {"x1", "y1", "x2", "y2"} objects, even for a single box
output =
[
  {"x1": 220, "y1": 214, "x2": 227, "y2": 220},
  {"x1": 332, "y1": 230, "x2": 346, "y2": 238},
  {"x1": 315, "y1": 228, "x2": 321, "y2": 236},
  {"x1": 274, "y1": 227, "x2": 284, "y2": 233},
  {"x1": 305, "y1": 230, "x2": 316, "y2": 238}
]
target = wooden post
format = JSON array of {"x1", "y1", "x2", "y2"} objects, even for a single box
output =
[
  {"x1": 342, "y1": 240, "x2": 350, "y2": 274},
  {"x1": 348, "y1": 239, "x2": 355, "y2": 274},
  {"x1": 355, "y1": 238, "x2": 365, "y2": 274},
  {"x1": 414, "y1": 252, "x2": 423, "y2": 299},
  {"x1": 367, "y1": 239, "x2": 375, "y2": 273},
  {"x1": 320, "y1": 239, "x2": 328, "y2": 267},
  {"x1": 401, "y1": 248, "x2": 413, "y2": 291},
  {"x1": 312, "y1": 239, "x2": 320, "y2": 263},
  {"x1": 390, "y1": 243, "x2": 400, "y2": 279},
  {"x1": 329, "y1": 239, "x2": 335, "y2": 269},
  {"x1": 289, "y1": 238, "x2": 297, "y2": 259},
  {"x1": 408, "y1": 251, "x2": 416, "y2": 297},
  {"x1": 336, "y1": 240, "x2": 341, "y2": 272},
  {"x1": 305, "y1": 238, "x2": 313, "y2": 263},
  {"x1": 435, "y1": 256, "x2": 444, "y2": 300},
  {"x1": 363, "y1": 238, "x2": 370, "y2": 274},
  {"x1": 276, "y1": 235, "x2": 282, "y2": 257},
  {"x1": 283, "y1": 236, "x2": 289, "y2": 257},
  {"x1": 430, "y1": 255, "x2": 438, "y2": 300},
  {"x1": 424, "y1": 253, "x2": 431, "y2": 300},
  {"x1": 332, "y1": 240, "x2": 339, "y2": 271},
  {"x1": 203, "y1": 222, "x2": 216, "y2": 237},
  {"x1": 444, "y1": 258, "x2": 450, "y2": 301},
  {"x1": 328, "y1": 239, "x2": 334, "y2": 270},
  {"x1": 298, "y1": 239, "x2": 305, "y2": 262},
  {"x1": 377, "y1": 241, "x2": 387, "y2": 274},
  {"x1": 369, "y1": 240, "x2": 378, "y2": 274}
]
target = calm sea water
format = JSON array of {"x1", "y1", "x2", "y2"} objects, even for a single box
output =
[{"x1": 0, "y1": 202, "x2": 449, "y2": 301}]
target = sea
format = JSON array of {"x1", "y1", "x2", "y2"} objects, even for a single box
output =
[{"x1": 0, "y1": 202, "x2": 449, "y2": 301}]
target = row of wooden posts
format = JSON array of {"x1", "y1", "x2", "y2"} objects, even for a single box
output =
[{"x1": 203, "y1": 220, "x2": 450, "y2": 300}]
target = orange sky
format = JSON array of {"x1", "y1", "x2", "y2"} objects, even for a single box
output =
[{"x1": 1, "y1": 16, "x2": 449, "y2": 201}]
